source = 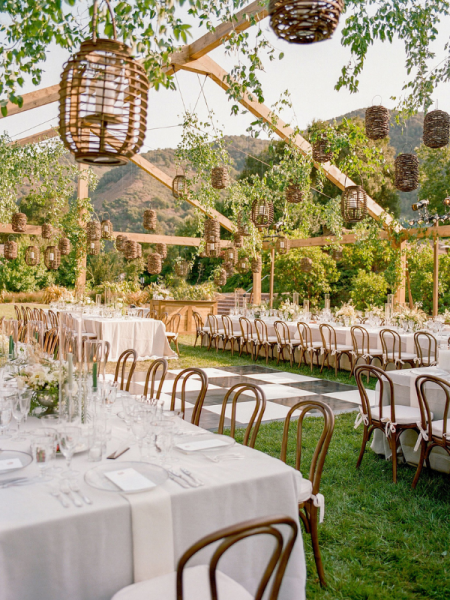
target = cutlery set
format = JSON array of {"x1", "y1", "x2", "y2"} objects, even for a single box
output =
[{"x1": 167, "y1": 468, "x2": 204, "y2": 488}]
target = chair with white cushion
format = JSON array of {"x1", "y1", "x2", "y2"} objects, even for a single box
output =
[
  {"x1": 143, "y1": 358, "x2": 168, "y2": 400},
  {"x1": 170, "y1": 367, "x2": 208, "y2": 426},
  {"x1": 274, "y1": 320, "x2": 302, "y2": 368},
  {"x1": 254, "y1": 318, "x2": 278, "y2": 364},
  {"x1": 412, "y1": 374, "x2": 450, "y2": 489},
  {"x1": 350, "y1": 325, "x2": 384, "y2": 376},
  {"x1": 414, "y1": 331, "x2": 438, "y2": 367},
  {"x1": 319, "y1": 323, "x2": 353, "y2": 377},
  {"x1": 206, "y1": 314, "x2": 225, "y2": 352},
  {"x1": 280, "y1": 399, "x2": 334, "y2": 587},
  {"x1": 297, "y1": 322, "x2": 322, "y2": 372},
  {"x1": 379, "y1": 328, "x2": 417, "y2": 370},
  {"x1": 217, "y1": 383, "x2": 266, "y2": 448},
  {"x1": 166, "y1": 313, "x2": 181, "y2": 355},
  {"x1": 111, "y1": 515, "x2": 298, "y2": 600},
  {"x1": 354, "y1": 365, "x2": 431, "y2": 483}
]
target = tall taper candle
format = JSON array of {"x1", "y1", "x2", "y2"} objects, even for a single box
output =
[{"x1": 68, "y1": 353, "x2": 73, "y2": 388}]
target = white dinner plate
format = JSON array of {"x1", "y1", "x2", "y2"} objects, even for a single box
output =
[
  {"x1": 0, "y1": 450, "x2": 33, "y2": 474},
  {"x1": 85, "y1": 461, "x2": 168, "y2": 494},
  {"x1": 174, "y1": 433, "x2": 235, "y2": 454}
]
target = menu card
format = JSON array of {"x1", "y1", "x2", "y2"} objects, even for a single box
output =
[
  {"x1": 0, "y1": 458, "x2": 22, "y2": 471},
  {"x1": 104, "y1": 468, "x2": 156, "y2": 492},
  {"x1": 176, "y1": 439, "x2": 229, "y2": 452}
]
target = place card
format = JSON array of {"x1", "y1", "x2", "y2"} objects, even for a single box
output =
[
  {"x1": 176, "y1": 439, "x2": 230, "y2": 452},
  {"x1": 0, "y1": 458, "x2": 22, "y2": 471},
  {"x1": 104, "y1": 468, "x2": 156, "y2": 492}
]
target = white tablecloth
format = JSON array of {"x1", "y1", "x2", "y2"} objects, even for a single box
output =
[{"x1": 0, "y1": 417, "x2": 306, "y2": 600}]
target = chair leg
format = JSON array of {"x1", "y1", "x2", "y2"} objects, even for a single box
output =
[
  {"x1": 265, "y1": 345, "x2": 269, "y2": 364},
  {"x1": 320, "y1": 351, "x2": 325, "y2": 373},
  {"x1": 412, "y1": 440, "x2": 428, "y2": 489},
  {"x1": 194, "y1": 333, "x2": 198, "y2": 348},
  {"x1": 309, "y1": 506, "x2": 327, "y2": 587},
  {"x1": 390, "y1": 435, "x2": 398, "y2": 483},
  {"x1": 175, "y1": 338, "x2": 180, "y2": 354},
  {"x1": 356, "y1": 426, "x2": 370, "y2": 469},
  {"x1": 231, "y1": 338, "x2": 234, "y2": 357}
]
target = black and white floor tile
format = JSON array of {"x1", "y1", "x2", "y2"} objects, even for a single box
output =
[{"x1": 125, "y1": 365, "x2": 376, "y2": 431}]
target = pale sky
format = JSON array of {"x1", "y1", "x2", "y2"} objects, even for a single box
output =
[{"x1": 2, "y1": 6, "x2": 450, "y2": 152}]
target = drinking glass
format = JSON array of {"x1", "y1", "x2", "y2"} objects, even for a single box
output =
[
  {"x1": 131, "y1": 411, "x2": 148, "y2": 459},
  {"x1": 12, "y1": 393, "x2": 28, "y2": 439},
  {"x1": 153, "y1": 420, "x2": 174, "y2": 466},
  {"x1": 0, "y1": 397, "x2": 13, "y2": 439},
  {"x1": 31, "y1": 434, "x2": 54, "y2": 480},
  {"x1": 58, "y1": 426, "x2": 81, "y2": 478}
]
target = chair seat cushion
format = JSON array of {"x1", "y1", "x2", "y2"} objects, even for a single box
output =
[
  {"x1": 294, "y1": 471, "x2": 313, "y2": 503},
  {"x1": 384, "y1": 352, "x2": 417, "y2": 360},
  {"x1": 111, "y1": 564, "x2": 253, "y2": 600},
  {"x1": 335, "y1": 344, "x2": 353, "y2": 351},
  {"x1": 370, "y1": 404, "x2": 430, "y2": 425},
  {"x1": 431, "y1": 419, "x2": 450, "y2": 439},
  {"x1": 166, "y1": 332, "x2": 177, "y2": 338}
]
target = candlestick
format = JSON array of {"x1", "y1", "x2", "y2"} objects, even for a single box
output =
[
  {"x1": 68, "y1": 353, "x2": 73, "y2": 388},
  {"x1": 8, "y1": 335, "x2": 14, "y2": 358},
  {"x1": 92, "y1": 360, "x2": 98, "y2": 389}
]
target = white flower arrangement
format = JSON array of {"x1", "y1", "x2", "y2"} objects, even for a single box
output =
[
  {"x1": 392, "y1": 305, "x2": 427, "y2": 328},
  {"x1": 336, "y1": 302, "x2": 357, "y2": 319},
  {"x1": 367, "y1": 305, "x2": 384, "y2": 318},
  {"x1": 17, "y1": 360, "x2": 66, "y2": 393}
]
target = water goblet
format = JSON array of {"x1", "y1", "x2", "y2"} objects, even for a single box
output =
[
  {"x1": 131, "y1": 410, "x2": 148, "y2": 460},
  {"x1": 31, "y1": 433, "x2": 54, "y2": 480},
  {"x1": 58, "y1": 425, "x2": 81, "y2": 478},
  {"x1": 153, "y1": 420, "x2": 174, "y2": 467},
  {"x1": 0, "y1": 397, "x2": 13, "y2": 439}
]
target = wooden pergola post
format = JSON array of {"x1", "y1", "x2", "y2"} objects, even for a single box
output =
[
  {"x1": 269, "y1": 248, "x2": 275, "y2": 309},
  {"x1": 75, "y1": 163, "x2": 89, "y2": 295},
  {"x1": 433, "y1": 227, "x2": 439, "y2": 317},
  {"x1": 253, "y1": 262, "x2": 261, "y2": 305},
  {"x1": 394, "y1": 240, "x2": 407, "y2": 306}
]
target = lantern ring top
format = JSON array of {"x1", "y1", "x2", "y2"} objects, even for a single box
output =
[{"x1": 92, "y1": 0, "x2": 117, "y2": 43}]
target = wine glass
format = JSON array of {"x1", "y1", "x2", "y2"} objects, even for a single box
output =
[
  {"x1": 12, "y1": 394, "x2": 27, "y2": 440},
  {"x1": 58, "y1": 426, "x2": 81, "y2": 478},
  {"x1": 131, "y1": 410, "x2": 148, "y2": 460},
  {"x1": 153, "y1": 420, "x2": 174, "y2": 466},
  {"x1": 31, "y1": 434, "x2": 54, "y2": 480},
  {"x1": 0, "y1": 397, "x2": 13, "y2": 439}
]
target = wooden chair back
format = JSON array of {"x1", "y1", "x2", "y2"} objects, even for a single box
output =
[
  {"x1": 146, "y1": 309, "x2": 158, "y2": 319},
  {"x1": 380, "y1": 328, "x2": 402, "y2": 360},
  {"x1": 48, "y1": 310, "x2": 59, "y2": 328},
  {"x1": 176, "y1": 515, "x2": 298, "y2": 600},
  {"x1": 351, "y1": 325, "x2": 370, "y2": 355},
  {"x1": 415, "y1": 374, "x2": 450, "y2": 443},
  {"x1": 170, "y1": 367, "x2": 208, "y2": 426},
  {"x1": 143, "y1": 357, "x2": 168, "y2": 400},
  {"x1": 414, "y1": 331, "x2": 437, "y2": 366},
  {"x1": 297, "y1": 322, "x2": 315, "y2": 350},
  {"x1": 25, "y1": 306, "x2": 34, "y2": 322},
  {"x1": 114, "y1": 349, "x2": 137, "y2": 391},
  {"x1": 221, "y1": 314, "x2": 234, "y2": 338},
  {"x1": 160, "y1": 311, "x2": 169, "y2": 325},
  {"x1": 280, "y1": 400, "x2": 334, "y2": 496},
  {"x1": 319, "y1": 323, "x2": 338, "y2": 351},
  {"x1": 167, "y1": 313, "x2": 181, "y2": 334},
  {"x1": 239, "y1": 316, "x2": 253, "y2": 342},
  {"x1": 20, "y1": 306, "x2": 28, "y2": 324},
  {"x1": 218, "y1": 383, "x2": 266, "y2": 448},
  {"x1": 274, "y1": 320, "x2": 292, "y2": 345},
  {"x1": 354, "y1": 364, "x2": 396, "y2": 424},
  {"x1": 193, "y1": 311, "x2": 204, "y2": 331},
  {"x1": 14, "y1": 305, "x2": 22, "y2": 321},
  {"x1": 254, "y1": 318, "x2": 270, "y2": 344},
  {"x1": 44, "y1": 328, "x2": 59, "y2": 356},
  {"x1": 207, "y1": 314, "x2": 221, "y2": 336}
]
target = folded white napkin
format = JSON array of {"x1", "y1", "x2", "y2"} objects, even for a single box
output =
[{"x1": 126, "y1": 487, "x2": 174, "y2": 582}]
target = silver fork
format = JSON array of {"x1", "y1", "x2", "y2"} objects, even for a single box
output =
[
  {"x1": 69, "y1": 480, "x2": 92, "y2": 505},
  {"x1": 60, "y1": 480, "x2": 83, "y2": 507},
  {"x1": 180, "y1": 468, "x2": 204, "y2": 487}
]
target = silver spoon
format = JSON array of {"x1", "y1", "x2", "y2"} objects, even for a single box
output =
[
  {"x1": 60, "y1": 480, "x2": 83, "y2": 507},
  {"x1": 48, "y1": 488, "x2": 69, "y2": 508},
  {"x1": 69, "y1": 480, "x2": 92, "y2": 505}
]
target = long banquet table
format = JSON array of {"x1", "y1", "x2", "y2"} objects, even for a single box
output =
[{"x1": 0, "y1": 410, "x2": 306, "y2": 600}]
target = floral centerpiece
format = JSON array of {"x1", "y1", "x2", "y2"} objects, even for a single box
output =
[
  {"x1": 392, "y1": 305, "x2": 427, "y2": 331},
  {"x1": 279, "y1": 300, "x2": 297, "y2": 321},
  {"x1": 251, "y1": 302, "x2": 268, "y2": 318},
  {"x1": 336, "y1": 302, "x2": 357, "y2": 326},
  {"x1": 16, "y1": 359, "x2": 67, "y2": 413},
  {"x1": 367, "y1": 305, "x2": 384, "y2": 318}
]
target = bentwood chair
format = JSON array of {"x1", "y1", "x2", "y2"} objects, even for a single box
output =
[
  {"x1": 43, "y1": 328, "x2": 59, "y2": 357},
  {"x1": 280, "y1": 399, "x2": 334, "y2": 587},
  {"x1": 221, "y1": 315, "x2": 240, "y2": 356},
  {"x1": 166, "y1": 313, "x2": 181, "y2": 355},
  {"x1": 254, "y1": 319, "x2": 278, "y2": 364},
  {"x1": 319, "y1": 323, "x2": 353, "y2": 377},
  {"x1": 114, "y1": 349, "x2": 137, "y2": 391},
  {"x1": 354, "y1": 365, "x2": 429, "y2": 483},
  {"x1": 160, "y1": 311, "x2": 169, "y2": 325},
  {"x1": 193, "y1": 311, "x2": 207, "y2": 348},
  {"x1": 143, "y1": 358, "x2": 168, "y2": 400},
  {"x1": 239, "y1": 317, "x2": 256, "y2": 359},
  {"x1": 112, "y1": 515, "x2": 298, "y2": 600},
  {"x1": 297, "y1": 322, "x2": 322, "y2": 371},
  {"x1": 14, "y1": 305, "x2": 22, "y2": 322},
  {"x1": 379, "y1": 328, "x2": 418, "y2": 370},
  {"x1": 170, "y1": 367, "x2": 208, "y2": 426},
  {"x1": 146, "y1": 309, "x2": 158, "y2": 319},
  {"x1": 217, "y1": 383, "x2": 266, "y2": 448},
  {"x1": 350, "y1": 325, "x2": 383, "y2": 376},
  {"x1": 412, "y1": 374, "x2": 450, "y2": 488},
  {"x1": 206, "y1": 314, "x2": 225, "y2": 352},
  {"x1": 414, "y1": 331, "x2": 438, "y2": 367},
  {"x1": 274, "y1": 321, "x2": 302, "y2": 367}
]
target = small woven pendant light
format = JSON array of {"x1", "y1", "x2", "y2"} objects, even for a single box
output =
[
  {"x1": 236, "y1": 256, "x2": 250, "y2": 274},
  {"x1": 365, "y1": 106, "x2": 390, "y2": 140},
  {"x1": 214, "y1": 268, "x2": 228, "y2": 286},
  {"x1": 206, "y1": 240, "x2": 220, "y2": 258},
  {"x1": 237, "y1": 216, "x2": 250, "y2": 237},
  {"x1": 233, "y1": 233, "x2": 244, "y2": 248},
  {"x1": 300, "y1": 257, "x2": 313, "y2": 273},
  {"x1": 147, "y1": 252, "x2": 162, "y2": 275},
  {"x1": 4, "y1": 238, "x2": 18, "y2": 260},
  {"x1": 87, "y1": 218, "x2": 101, "y2": 242},
  {"x1": 155, "y1": 243, "x2": 167, "y2": 259},
  {"x1": 269, "y1": 0, "x2": 344, "y2": 44},
  {"x1": 143, "y1": 209, "x2": 157, "y2": 231},
  {"x1": 341, "y1": 186, "x2": 368, "y2": 223},
  {"x1": 11, "y1": 212, "x2": 27, "y2": 233},
  {"x1": 101, "y1": 218, "x2": 113, "y2": 240},
  {"x1": 115, "y1": 234, "x2": 128, "y2": 252},
  {"x1": 276, "y1": 236, "x2": 290, "y2": 255},
  {"x1": 45, "y1": 246, "x2": 61, "y2": 270},
  {"x1": 423, "y1": 110, "x2": 450, "y2": 149},
  {"x1": 87, "y1": 240, "x2": 101, "y2": 256},
  {"x1": 211, "y1": 166, "x2": 230, "y2": 189},
  {"x1": 251, "y1": 199, "x2": 274, "y2": 229},
  {"x1": 251, "y1": 256, "x2": 262, "y2": 273},
  {"x1": 204, "y1": 217, "x2": 221, "y2": 242},
  {"x1": 285, "y1": 183, "x2": 303, "y2": 204},
  {"x1": 394, "y1": 154, "x2": 419, "y2": 192},
  {"x1": 25, "y1": 245, "x2": 40, "y2": 266},
  {"x1": 224, "y1": 247, "x2": 237, "y2": 265},
  {"x1": 172, "y1": 175, "x2": 187, "y2": 199},
  {"x1": 331, "y1": 246, "x2": 343, "y2": 261},
  {"x1": 58, "y1": 237, "x2": 71, "y2": 256},
  {"x1": 312, "y1": 135, "x2": 332, "y2": 163},
  {"x1": 174, "y1": 259, "x2": 190, "y2": 277},
  {"x1": 123, "y1": 240, "x2": 139, "y2": 260},
  {"x1": 136, "y1": 243, "x2": 142, "y2": 259},
  {"x1": 41, "y1": 223, "x2": 53, "y2": 240},
  {"x1": 59, "y1": 0, "x2": 149, "y2": 165}
]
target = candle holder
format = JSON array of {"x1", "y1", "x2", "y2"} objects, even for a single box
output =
[{"x1": 2, "y1": 319, "x2": 18, "y2": 359}]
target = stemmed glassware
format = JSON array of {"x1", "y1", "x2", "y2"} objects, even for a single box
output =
[
  {"x1": 12, "y1": 391, "x2": 32, "y2": 440},
  {"x1": 31, "y1": 433, "x2": 54, "y2": 480},
  {"x1": 58, "y1": 426, "x2": 81, "y2": 478},
  {"x1": 131, "y1": 410, "x2": 148, "y2": 459},
  {"x1": 0, "y1": 397, "x2": 13, "y2": 439}
]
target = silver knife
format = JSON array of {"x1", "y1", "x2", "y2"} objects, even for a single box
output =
[
  {"x1": 0, "y1": 476, "x2": 28, "y2": 486},
  {"x1": 168, "y1": 472, "x2": 190, "y2": 488}
]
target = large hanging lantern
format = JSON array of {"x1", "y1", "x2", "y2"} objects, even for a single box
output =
[
  {"x1": 341, "y1": 186, "x2": 368, "y2": 223},
  {"x1": 115, "y1": 234, "x2": 128, "y2": 252},
  {"x1": 331, "y1": 246, "x2": 343, "y2": 261},
  {"x1": 101, "y1": 217, "x2": 113, "y2": 240},
  {"x1": 147, "y1": 252, "x2": 162, "y2": 275},
  {"x1": 233, "y1": 232, "x2": 244, "y2": 248},
  {"x1": 143, "y1": 208, "x2": 156, "y2": 231},
  {"x1": 11, "y1": 212, "x2": 27, "y2": 233},
  {"x1": 300, "y1": 257, "x2": 313, "y2": 273},
  {"x1": 206, "y1": 240, "x2": 220, "y2": 258},
  {"x1": 312, "y1": 135, "x2": 332, "y2": 163},
  {"x1": 25, "y1": 245, "x2": 40, "y2": 266},
  {"x1": 214, "y1": 268, "x2": 228, "y2": 286},
  {"x1": 365, "y1": 106, "x2": 389, "y2": 140},
  {"x1": 87, "y1": 218, "x2": 101, "y2": 242},
  {"x1": 59, "y1": 237, "x2": 71, "y2": 256},
  {"x1": 204, "y1": 218, "x2": 220, "y2": 242},
  {"x1": 45, "y1": 246, "x2": 61, "y2": 270},
  {"x1": 251, "y1": 256, "x2": 262, "y2": 273},
  {"x1": 59, "y1": 0, "x2": 149, "y2": 166},
  {"x1": 423, "y1": 110, "x2": 450, "y2": 149},
  {"x1": 123, "y1": 240, "x2": 139, "y2": 260},
  {"x1": 276, "y1": 236, "x2": 290, "y2": 255},
  {"x1": 87, "y1": 240, "x2": 101, "y2": 256},
  {"x1": 174, "y1": 259, "x2": 190, "y2": 277},
  {"x1": 211, "y1": 166, "x2": 230, "y2": 189},
  {"x1": 4, "y1": 238, "x2": 18, "y2": 260},
  {"x1": 269, "y1": 0, "x2": 344, "y2": 44},
  {"x1": 285, "y1": 183, "x2": 303, "y2": 204},
  {"x1": 236, "y1": 256, "x2": 250, "y2": 274},
  {"x1": 41, "y1": 223, "x2": 53, "y2": 240},
  {"x1": 224, "y1": 247, "x2": 237, "y2": 265},
  {"x1": 172, "y1": 175, "x2": 187, "y2": 199},
  {"x1": 395, "y1": 154, "x2": 419, "y2": 192},
  {"x1": 155, "y1": 243, "x2": 167, "y2": 259},
  {"x1": 251, "y1": 199, "x2": 274, "y2": 229}
]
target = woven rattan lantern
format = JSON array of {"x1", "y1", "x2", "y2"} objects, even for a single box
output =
[
  {"x1": 87, "y1": 218, "x2": 101, "y2": 242},
  {"x1": 394, "y1": 154, "x2": 419, "y2": 192},
  {"x1": 41, "y1": 223, "x2": 53, "y2": 240},
  {"x1": 174, "y1": 260, "x2": 190, "y2": 277},
  {"x1": 45, "y1": 246, "x2": 61, "y2": 270},
  {"x1": 25, "y1": 245, "x2": 40, "y2": 266},
  {"x1": 204, "y1": 218, "x2": 220, "y2": 242},
  {"x1": 11, "y1": 212, "x2": 27, "y2": 233},
  {"x1": 237, "y1": 216, "x2": 250, "y2": 237},
  {"x1": 214, "y1": 268, "x2": 228, "y2": 286},
  {"x1": 332, "y1": 247, "x2": 343, "y2": 261},
  {"x1": 58, "y1": 237, "x2": 71, "y2": 256},
  {"x1": 236, "y1": 256, "x2": 250, "y2": 274},
  {"x1": 115, "y1": 234, "x2": 128, "y2": 252},
  {"x1": 341, "y1": 186, "x2": 368, "y2": 223},
  {"x1": 300, "y1": 257, "x2": 313, "y2": 273},
  {"x1": 225, "y1": 262, "x2": 235, "y2": 276},
  {"x1": 285, "y1": 183, "x2": 303, "y2": 204},
  {"x1": 251, "y1": 256, "x2": 262, "y2": 274},
  {"x1": 143, "y1": 209, "x2": 156, "y2": 231},
  {"x1": 136, "y1": 243, "x2": 142, "y2": 259},
  {"x1": 312, "y1": 135, "x2": 332, "y2": 163},
  {"x1": 251, "y1": 199, "x2": 274, "y2": 229},
  {"x1": 147, "y1": 252, "x2": 162, "y2": 275},
  {"x1": 269, "y1": 0, "x2": 343, "y2": 44},
  {"x1": 276, "y1": 236, "x2": 290, "y2": 255},
  {"x1": 224, "y1": 247, "x2": 237, "y2": 265},
  {"x1": 87, "y1": 240, "x2": 101, "y2": 256},
  {"x1": 365, "y1": 106, "x2": 390, "y2": 140},
  {"x1": 423, "y1": 110, "x2": 450, "y2": 149},
  {"x1": 233, "y1": 233, "x2": 244, "y2": 248},
  {"x1": 4, "y1": 238, "x2": 18, "y2": 261},
  {"x1": 123, "y1": 240, "x2": 139, "y2": 260},
  {"x1": 211, "y1": 166, "x2": 230, "y2": 190},
  {"x1": 59, "y1": 1, "x2": 149, "y2": 166},
  {"x1": 206, "y1": 240, "x2": 220, "y2": 258},
  {"x1": 172, "y1": 175, "x2": 187, "y2": 199},
  {"x1": 101, "y1": 218, "x2": 113, "y2": 240},
  {"x1": 155, "y1": 243, "x2": 167, "y2": 259}
]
